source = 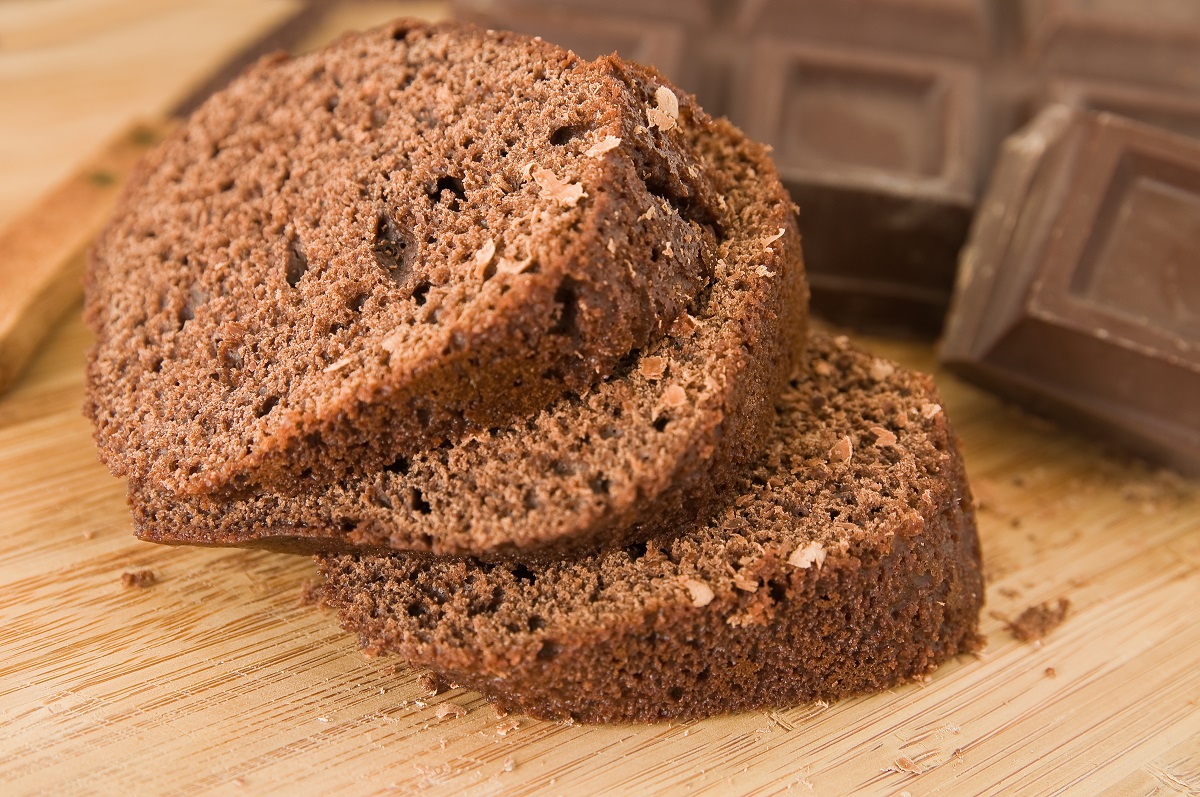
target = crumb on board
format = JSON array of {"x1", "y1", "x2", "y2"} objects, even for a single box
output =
[
  {"x1": 297, "y1": 579, "x2": 325, "y2": 607},
  {"x1": 434, "y1": 703, "x2": 467, "y2": 720},
  {"x1": 121, "y1": 569, "x2": 156, "y2": 588},
  {"x1": 1007, "y1": 598, "x2": 1071, "y2": 642},
  {"x1": 1044, "y1": 666, "x2": 1057, "y2": 679},
  {"x1": 419, "y1": 672, "x2": 448, "y2": 696}
]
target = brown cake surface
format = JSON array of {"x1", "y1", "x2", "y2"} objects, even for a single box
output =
[
  {"x1": 318, "y1": 334, "x2": 985, "y2": 723},
  {"x1": 85, "y1": 20, "x2": 723, "y2": 496},
  {"x1": 127, "y1": 87, "x2": 807, "y2": 557}
]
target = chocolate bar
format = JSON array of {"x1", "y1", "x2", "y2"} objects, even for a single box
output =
[
  {"x1": 1020, "y1": 0, "x2": 1200, "y2": 142},
  {"x1": 940, "y1": 105, "x2": 1200, "y2": 475}
]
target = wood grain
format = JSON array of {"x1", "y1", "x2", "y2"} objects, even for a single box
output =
[
  {"x1": 1, "y1": 3, "x2": 1199, "y2": 796},
  {"x1": 0, "y1": 121, "x2": 171, "y2": 394}
]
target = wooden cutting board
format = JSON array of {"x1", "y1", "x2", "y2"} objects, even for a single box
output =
[{"x1": 2, "y1": 2, "x2": 1199, "y2": 795}]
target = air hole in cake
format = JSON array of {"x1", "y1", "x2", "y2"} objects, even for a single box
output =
[
  {"x1": 177, "y1": 288, "x2": 205, "y2": 329},
  {"x1": 372, "y1": 215, "x2": 413, "y2": 285},
  {"x1": 406, "y1": 601, "x2": 426, "y2": 617},
  {"x1": 149, "y1": 358, "x2": 163, "y2": 374},
  {"x1": 420, "y1": 533, "x2": 434, "y2": 550},
  {"x1": 429, "y1": 175, "x2": 466, "y2": 211},
  {"x1": 768, "y1": 579, "x2": 787, "y2": 604},
  {"x1": 337, "y1": 517, "x2": 357, "y2": 532},
  {"x1": 411, "y1": 281, "x2": 430, "y2": 306},
  {"x1": 325, "y1": 95, "x2": 339, "y2": 113},
  {"x1": 384, "y1": 455, "x2": 409, "y2": 475},
  {"x1": 551, "y1": 459, "x2": 574, "y2": 477},
  {"x1": 625, "y1": 541, "x2": 647, "y2": 562},
  {"x1": 349, "y1": 292, "x2": 368, "y2": 312},
  {"x1": 667, "y1": 686, "x2": 685, "y2": 701},
  {"x1": 642, "y1": 173, "x2": 719, "y2": 231},
  {"x1": 550, "y1": 278, "x2": 578, "y2": 335},
  {"x1": 411, "y1": 487, "x2": 431, "y2": 514},
  {"x1": 511, "y1": 563, "x2": 536, "y2": 584},
  {"x1": 550, "y1": 125, "x2": 585, "y2": 146},
  {"x1": 218, "y1": 178, "x2": 233, "y2": 192},
  {"x1": 653, "y1": 415, "x2": 670, "y2": 432},
  {"x1": 527, "y1": 615, "x2": 545, "y2": 632},
  {"x1": 590, "y1": 475, "x2": 610, "y2": 495},
  {"x1": 536, "y1": 640, "x2": 560, "y2": 660},
  {"x1": 391, "y1": 25, "x2": 411, "y2": 41}
]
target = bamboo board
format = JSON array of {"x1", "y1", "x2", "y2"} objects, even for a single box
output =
[{"x1": 1, "y1": 2, "x2": 1199, "y2": 795}]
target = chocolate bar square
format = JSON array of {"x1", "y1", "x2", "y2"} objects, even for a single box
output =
[
  {"x1": 1043, "y1": 77, "x2": 1200, "y2": 141},
  {"x1": 1020, "y1": 0, "x2": 1200, "y2": 91},
  {"x1": 941, "y1": 105, "x2": 1200, "y2": 473},
  {"x1": 452, "y1": 0, "x2": 705, "y2": 104},
  {"x1": 734, "y1": 0, "x2": 997, "y2": 61},
  {"x1": 736, "y1": 41, "x2": 983, "y2": 335}
]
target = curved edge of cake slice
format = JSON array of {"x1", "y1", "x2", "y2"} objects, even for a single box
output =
[{"x1": 317, "y1": 333, "x2": 985, "y2": 722}]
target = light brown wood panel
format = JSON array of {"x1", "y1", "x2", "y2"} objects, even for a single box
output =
[{"x1": 1, "y1": 3, "x2": 1198, "y2": 796}]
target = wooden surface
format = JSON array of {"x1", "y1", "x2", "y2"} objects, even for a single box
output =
[{"x1": 2, "y1": 3, "x2": 1199, "y2": 795}]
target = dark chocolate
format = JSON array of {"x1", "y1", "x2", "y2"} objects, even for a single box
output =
[
  {"x1": 940, "y1": 105, "x2": 1200, "y2": 475},
  {"x1": 733, "y1": 41, "x2": 984, "y2": 337}
]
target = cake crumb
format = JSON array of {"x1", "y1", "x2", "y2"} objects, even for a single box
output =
[
  {"x1": 661, "y1": 384, "x2": 688, "y2": 409},
  {"x1": 121, "y1": 569, "x2": 156, "y2": 588},
  {"x1": 1007, "y1": 598, "x2": 1071, "y2": 642},
  {"x1": 503, "y1": 757, "x2": 515, "y2": 772},
  {"x1": 323, "y1": 355, "x2": 354, "y2": 374},
  {"x1": 495, "y1": 719, "x2": 520, "y2": 737},
  {"x1": 472, "y1": 238, "x2": 496, "y2": 276},
  {"x1": 870, "y1": 426, "x2": 898, "y2": 447},
  {"x1": 435, "y1": 703, "x2": 467, "y2": 720},
  {"x1": 894, "y1": 756, "x2": 923, "y2": 774},
  {"x1": 584, "y1": 135, "x2": 621, "y2": 157},
  {"x1": 829, "y1": 436, "x2": 853, "y2": 464},
  {"x1": 82, "y1": 530, "x2": 96, "y2": 540},
  {"x1": 1044, "y1": 666, "x2": 1057, "y2": 679},
  {"x1": 920, "y1": 402, "x2": 943, "y2": 420},
  {"x1": 813, "y1": 360, "x2": 834, "y2": 377},
  {"x1": 670, "y1": 312, "x2": 698, "y2": 337},
  {"x1": 788, "y1": 541, "x2": 826, "y2": 570},
  {"x1": 682, "y1": 578, "x2": 715, "y2": 607},
  {"x1": 419, "y1": 672, "x2": 448, "y2": 696},
  {"x1": 639, "y1": 356, "x2": 667, "y2": 381},
  {"x1": 763, "y1": 227, "x2": 785, "y2": 246},
  {"x1": 869, "y1": 359, "x2": 895, "y2": 381},
  {"x1": 732, "y1": 575, "x2": 759, "y2": 592},
  {"x1": 531, "y1": 167, "x2": 585, "y2": 207},
  {"x1": 646, "y1": 85, "x2": 679, "y2": 131},
  {"x1": 297, "y1": 579, "x2": 325, "y2": 607}
]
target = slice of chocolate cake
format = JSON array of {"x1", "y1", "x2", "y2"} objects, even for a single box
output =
[
  {"x1": 126, "y1": 74, "x2": 807, "y2": 558},
  {"x1": 85, "y1": 20, "x2": 724, "y2": 497},
  {"x1": 318, "y1": 334, "x2": 984, "y2": 723}
]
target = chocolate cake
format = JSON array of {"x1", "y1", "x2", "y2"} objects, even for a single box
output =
[
  {"x1": 85, "y1": 20, "x2": 724, "y2": 497},
  {"x1": 125, "y1": 69, "x2": 807, "y2": 558},
  {"x1": 319, "y1": 334, "x2": 984, "y2": 723}
]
